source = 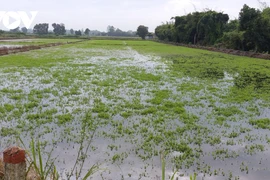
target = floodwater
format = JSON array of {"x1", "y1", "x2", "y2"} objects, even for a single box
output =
[
  {"x1": 0, "y1": 44, "x2": 23, "y2": 48},
  {"x1": 0, "y1": 46, "x2": 269, "y2": 180},
  {"x1": 0, "y1": 39, "x2": 36, "y2": 42}
]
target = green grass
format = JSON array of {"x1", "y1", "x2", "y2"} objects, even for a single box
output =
[
  {"x1": 132, "y1": 71, "x2": 161, "y2": 82},
  {"x1": 249, "y1": 118, "x2": 270, "y2": 129}
]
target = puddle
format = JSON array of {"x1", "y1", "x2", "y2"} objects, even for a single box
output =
[
  {"x1": 0, "y1": 44, "x2": 24, "y2": 48},
  {"x1": 0, "y1": 39, "x2": 37, "y2": 42},
  {"x1": 70, "y1": 47, "x2": 165, "y2": 73}
]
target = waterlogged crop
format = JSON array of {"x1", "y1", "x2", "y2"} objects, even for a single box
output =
[{"x1": 0, "y1": 40, "x2": 270, "y2": 179}]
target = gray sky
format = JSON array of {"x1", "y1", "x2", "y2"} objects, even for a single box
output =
[{"x1": 0, "y1": 0, "x2": 268, "y2": 32}]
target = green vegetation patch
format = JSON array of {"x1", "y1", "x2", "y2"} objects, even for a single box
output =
[
  {"x1": 214, "y1": 106, "x2": 242, "y2": 117},
  {"x1": 234, "y1": 70, "x2": 270, "y2": 92},
  {"x1": 249, "y1": 118, "x2": 270, "y2": 129},
  {"x1": 57, "y1": 114, "x2": 72, "y2": 125},
  {"x1": 132, "y1": 71, "x2": 161, "y2": 82},
  {"x1": 149, "y1": 90, "x2": 171, "y2": 105}
]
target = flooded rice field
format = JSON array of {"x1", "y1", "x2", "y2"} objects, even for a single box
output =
[{"x1": 0, "y1": 40, "x2": 270, "y2": 180}]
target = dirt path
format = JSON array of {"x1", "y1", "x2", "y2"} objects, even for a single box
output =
[{"x1": 0, "y1": 39, "x2": 88, "y2": 56}]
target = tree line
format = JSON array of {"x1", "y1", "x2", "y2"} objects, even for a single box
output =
[
  {"x1": 2, "y1": 24, "x2": 138, "y2": 37},
  {"x1": 155, "y1": 4, "x2": 270, "y2": 53},
  {"x1": 2, "y1": 24, "x2": 150, "y2": 40},
  {"x1": 32, "y1": 23, "x2": 92, "y2": 36},
  {"x1": 9, "y1": 24, "x2": 137, "y2": 37}
]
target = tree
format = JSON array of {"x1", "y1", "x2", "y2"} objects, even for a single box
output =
[
  {"x1": 115, "y1": 28, "x2": 123, "y2": 36},
  {"x1": 239, "y1": 4, "x2": 268, "y2": 51},
  {"x1": 154, "y1": 5, "x2": 270, "y2": 52},
  {"x1": 84, "y1": 28, "x2": 90, "y2": 36},
  {"x1": 21, "y1": 27, "x2": 28, "y2": 33},
  {"x1": 136, "y1": 25, "x2": 148, "y2": 40},
  {"x1": 75, "y1": 30, "x2": 82, "y2": 36},
  {"x1": 127, "y1": 30, "x2": 136, "y2": 36},
  {"x1": 70, "y1": 29, "x2": 74, "y2": 35},
  {"x1": 101, "y1": 32, "x2": 107, "y2": 36},
  {"x1": 224, "y1": 19, "x2": 239, "y2": 32},
  {"x1": 155, "y1": 24, "x2": 176, "y2": 41},
  {"x1": 187, "y1": 11, "x2": 229, "y2": 45},
  {"x1": 239, "y1": 4, "x2": 260, "y2": 31},
  {"x1": 52, "y1": 23, "x2": 66, "y2": 35},
  {"x1": 219, "y1": 31, "x2": 244, "y2": 50},
  {"x1": 10, "y1": 27, "x2": 20, "y2": 33},
  {"x1": 262, "y1": 7, "x2": 270, "y2": 22},
  {"x1": 171, "y1": 11, "x2": 229, "y2": 45},
  {"x1": 107, "y1": 25, "x2": 115, "y2": 36},
  {"x1": 33, "y1": 23, "x2": 49, "y2": 35}
]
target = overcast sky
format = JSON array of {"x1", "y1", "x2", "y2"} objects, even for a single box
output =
[{"x1": 0, "y1": 0, "x2": 268, "y2": 32}]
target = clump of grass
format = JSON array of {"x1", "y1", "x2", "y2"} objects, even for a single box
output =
[
  {"x1": 214, "y1": 106, "x2": 242, "y2": 117},
  {"x1": 234, "y1": 70, "x2": 270, "y2": 92},
  {"x1": 0, "y1": 127, "x2": 19, "y2": 136},
  {"x1": 207, "y1": 136, "x2": 221, "y2": 146},
  {"x1": 149, "y1": 90, "x2": 171, "y2": 105},
  {"x1": 132, "y1": 71, "x2": 161, "y2": 82},
  {"x1": 98, "y1": 112, "x2": 110, "y2": 119},
  {"x1": 41, "y1": 79, "x2": 52, "y2": 84},
  {"x1": 120, "y1": 111, "x2": 132, "y2": 118},
  {"x1": 226, "y1": 139, "x2": 236, "y2": 146},
  {"x1": 124, "y1": 99, "x2": 144, "y2": 110},
  {"x1": 141, "y1": 106, "x2": 157, "y2": 115},
  {"x1": 30, "y1": 139, "x2": 58, "y2": 180},
  {"x1": 214, "y1": 116, "x2": 226, "y2": 125},
  {"x1": 228, "y1": 131, "x2": 239, "y2": 138},
  {"x1": 92, "y1": 100, "x2": 109, "y2": 113},
  {"x1": 190, "y1": 173, "x2": 197, "y2": 180},
  {"x1": 57, "y1": 114, "x2": 72, "y2": 125},
  {"x1": 3, "y1": 103, "x2": 14, "y2": 112},
  {"x1": 200, "y1": 67, "x2": 224, "y2": 79},
  {"x1": 0, "y1": 88, "x2": 23, "y2": 93},
  {"x1": 112, "y1": 154, "x2": 121, "y2": 163},
  {"x1": 245, "y1": 144, "x2": 265, "y2": 155},
  {"x1": 17, "y1": 138, "x2": 59, "y2": 180},
  {"x1": 160, "y1": 151, "x2": 177, "y2": 180},
  {"x1": 18, "y1": 136, "x2": 102, "y2": 180},
  {"x1": 212, "y1": 149, "x2": 239, "y2": 160},
  {"x1": 81, "y1": 164, "x2": 102, "y2": 180},
  {"x1": 249, "y1": 118, "x2": 270, "y2": 129}
]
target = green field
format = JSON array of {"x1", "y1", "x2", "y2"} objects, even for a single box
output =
[{"x1": 0, "y1": 40, "x2": 270, "y2": 179}]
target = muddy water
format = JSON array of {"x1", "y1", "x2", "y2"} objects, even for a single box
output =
[{"x1": 0, "y1": 46, "x2": 270, "y2": 180}]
